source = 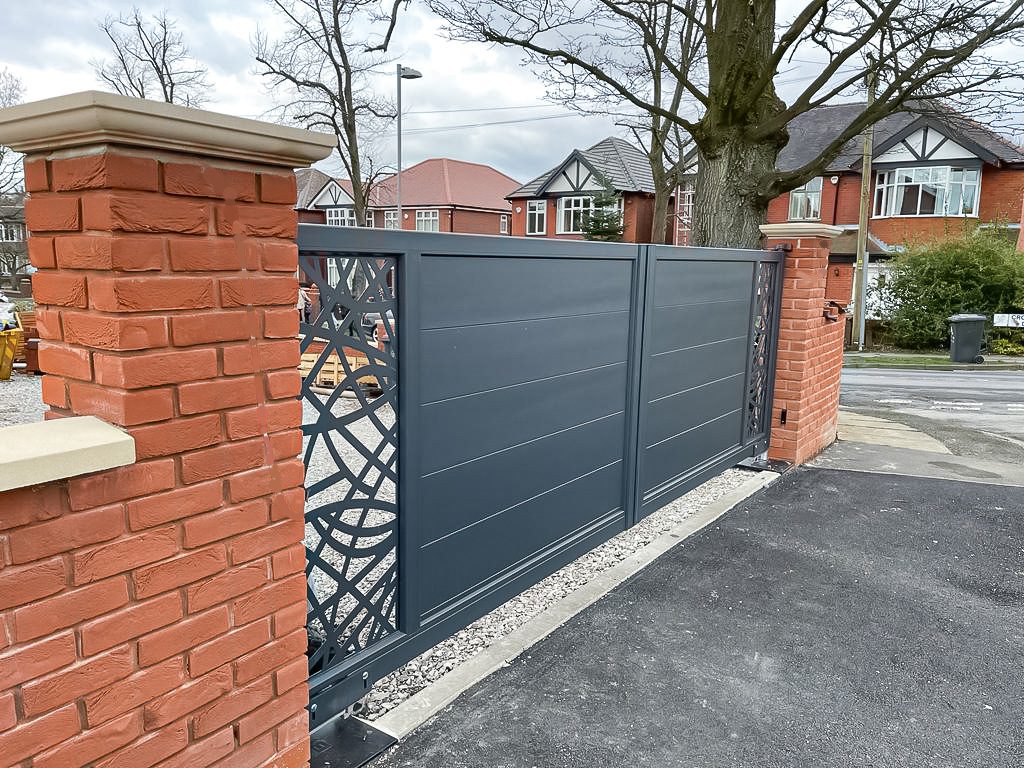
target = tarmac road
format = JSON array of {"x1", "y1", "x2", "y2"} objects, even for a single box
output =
[
  {"x1": 371, "y1": 467, "x2": 1024, "y2": 768},
  {"x1": 840, "y1": 369, "x2": 1024, "y2": 463}
]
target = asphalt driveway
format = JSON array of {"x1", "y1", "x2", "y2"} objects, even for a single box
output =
[{"x1": 374, "y1": 468, "x2": 1024, "y2": 767}]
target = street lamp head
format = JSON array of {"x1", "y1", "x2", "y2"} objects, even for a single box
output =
[{"x1": 399, "y1": 66, "x2": 423, "y2": 80}]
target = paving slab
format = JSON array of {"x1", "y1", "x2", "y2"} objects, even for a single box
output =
[
  {"x1": 372, "y1": 468, "x2": 1024, "y2": 768},
  {"x1": 837, "y1": 409, "x2": 950, "y2": 454},
  {"x1": 811, "y1": 440, "x2": 1024, "y2": 487}
]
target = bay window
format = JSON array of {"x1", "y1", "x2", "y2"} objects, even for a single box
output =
[
  {"x1": 788, "y1": 177, "x2": 822, "y2": 221},
  {"x1": 557, "y1": 196, "x2": 594, "y2": 234},
  {"x1": 874, "y1": 166, "x2": 980, "y2": 217}
]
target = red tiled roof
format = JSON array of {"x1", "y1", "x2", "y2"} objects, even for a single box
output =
[{"x1": 369, "y1": 158, "x2": 520, "y2": 211}]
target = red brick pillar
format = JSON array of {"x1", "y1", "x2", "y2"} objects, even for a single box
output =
[
  {"x1": 760, "y1": 223, "x2": 848, "y2": 465},
  {"x1": 0, "y1": 92, "x2": 332, "y2": 768}
]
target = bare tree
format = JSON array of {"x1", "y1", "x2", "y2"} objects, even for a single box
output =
[
  {"x1": 0, "y1": 69, "x2": 23, "y2": 198},
  {"x1": 430, "y1": 0, "x2": 1024, "y2": 248},
  {"x1": 92, "y1": 7, "x2": 212, "y2": 107},
  {"x1": 532, "y1": 1, "x2": 703, "y2": 242},
  {"x1": 0, "y1": 68, "x2": 27, "y2": 293},
  {"x1": 254, "y1": 0, "x2": 405, "y2": 228}
]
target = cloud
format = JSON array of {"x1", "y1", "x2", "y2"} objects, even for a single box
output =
[{"x1": 0, "y1": 1, "x2": 642, "y2": 181}]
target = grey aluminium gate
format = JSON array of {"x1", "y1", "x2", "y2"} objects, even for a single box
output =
[{"x1": 298, "y1": 226, "x2": 782, "y2": 729}]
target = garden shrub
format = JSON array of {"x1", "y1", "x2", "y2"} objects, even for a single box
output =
[{"x1": 874, "y1": 230, "x2": 1024, "y2": 350}]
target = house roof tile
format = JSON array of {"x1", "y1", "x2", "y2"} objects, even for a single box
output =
[
  {"x1": 779, "y1": 102, "x2": 1024, "y2": 173},
  {"x1": 370, "y1": 158, "x2": 520, "y2": 210},
  {"x1": 508, "y1": 137, "x2": 655, "y2": 198}
]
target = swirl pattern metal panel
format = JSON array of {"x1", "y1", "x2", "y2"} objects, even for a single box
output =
[
  {"x1": 746, "y1": 261, "x2": 778, "y2": 440},
  {"x1": 298, "y1": 253, "x2": 398, "y2": 677}
]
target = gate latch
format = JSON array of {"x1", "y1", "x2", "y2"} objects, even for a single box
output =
[{"x1": 823, "y1": 301, "x2": 846, "y2": 322}]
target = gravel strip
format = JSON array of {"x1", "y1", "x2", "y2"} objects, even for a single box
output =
[
  {"x1": 361, "y1": 465, "x2": 757, "y2": 720},
  {"x1": 0, "y1": 374, "x2": 44, "y2": 427},
  {"x1": 7, "y1": 372, "x2": 757, "y2": 725}
]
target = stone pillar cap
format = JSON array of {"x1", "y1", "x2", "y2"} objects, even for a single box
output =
[
  {"x1": 0, "y1": 90, "x2": 335, "y2": 168},
  {"x1": 760, "y1": 222, "x2": 844, "y2": 240}
]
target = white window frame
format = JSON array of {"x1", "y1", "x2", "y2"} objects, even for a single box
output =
[
  {"x1": 383, "y1": 210, "x2": 399, "y2": 230},
  {"x1": 788, "y1": 177, "x2": 822, "y2": 221},
  {"x1": 499, "y1": 214, "x2": 509, "y2": 234},
  {"x1": 0, "y1": 223, "x2": 24, "y2": 242},
  {"x1": 556, "y1": 196, "x2": 594, "y2": 235},
  {"x1": 526, "y1": 200, "x2": 546, "y2": 235},
  {"x1": 415, "y1": 209, "x2": 440, "y2": 232},
  {"x1": 873, "y1": 166, "x2": 981, "y2": 218},
  {"x1": 365, "y1": 212, "x2": 374, "y2": 228},
  {"x1": 325, "y1": 207, "x2": 357, "y2": 227}
]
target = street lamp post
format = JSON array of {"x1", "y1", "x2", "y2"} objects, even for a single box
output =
[{"x1": 396, "y1": 64, "x2": 422, "y2": 229}]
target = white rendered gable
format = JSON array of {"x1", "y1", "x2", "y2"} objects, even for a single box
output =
[
  {"x1": 543, "y1": 159, "x2": 602, "y2": 194},
  {"x1": 311, "y1": 180, "x2": 355, "y2": 207},
  {"x1": 875, "y1": 126, "x2": 978, "y2": 164}
]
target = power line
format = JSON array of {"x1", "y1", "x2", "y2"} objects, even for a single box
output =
[
  {"x1": 406, "y1": 104, "x2": 558, "y2": 115},
  {"x1": 398, "y1": 111, "x2": 603, "y2": 136}
]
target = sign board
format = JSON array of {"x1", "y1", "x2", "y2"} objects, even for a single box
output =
[{"x1": 993, "y1": 313, "x2": 1024, "y2": 328}]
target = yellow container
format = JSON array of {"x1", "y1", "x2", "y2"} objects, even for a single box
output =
[
  {"x1": 0, "y1": 315, "x2": 24, "y2": 381},
  {"x1": 0, "y1": 332, "x2": 19, "y2": 381}
]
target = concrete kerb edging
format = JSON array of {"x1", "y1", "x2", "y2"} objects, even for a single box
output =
[{"x1": 371, "y1": 469, "x2": 781, "y2": 740}]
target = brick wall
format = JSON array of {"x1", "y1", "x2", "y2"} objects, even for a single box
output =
[
  {"x1": 763, "y1": 230, "x2": 851, "y2": 464},
  {"x1": 451, "y1": 208, "x2": 510, "y2": 235},
  {"x1": 825, "y1": 261, "x2": 855, "y2": 304},
  {"x1": 0, "y1": 149, "x2": 311, "y2": 767}
]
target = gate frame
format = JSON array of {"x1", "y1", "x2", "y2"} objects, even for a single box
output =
[{"x1": 297, "y1": 226, "x2": 784, "y2": 729}]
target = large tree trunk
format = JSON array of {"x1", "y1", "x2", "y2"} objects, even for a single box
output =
[
  {"x1": 691, "y1": 137, "x2": 774, "y2": 249},
  {"x1": 690, "y1": 0, "x2": 786, "y2": 250}
]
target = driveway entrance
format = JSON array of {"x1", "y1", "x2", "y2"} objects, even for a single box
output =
[{"x1": 373, "y1": 466, "x2": 1024, "y2": 767}]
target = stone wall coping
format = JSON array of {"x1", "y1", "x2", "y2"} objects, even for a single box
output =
[
  {"x1": 760, "y1": 222, "x2": 844, "y2": 240},
  {"x1": 0, "y1": 416, "x2": 135, "y2": 493},
  {"x1": 0, "y1": 90, "x2": 335, "y2": 167}
]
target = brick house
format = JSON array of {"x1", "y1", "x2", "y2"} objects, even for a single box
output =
[
  {"x1": 678, "y1": 103, "x2": 1024, "y2": 263},
  {"x1": 295, "y1": 158, "x2": 520, "y2": 235},
  {"x1": 507, "y1": 137, "x2": 667, "y2": 243},
  {"x1": 0, "y1": 193, "x2": 29, "y2": 296}
]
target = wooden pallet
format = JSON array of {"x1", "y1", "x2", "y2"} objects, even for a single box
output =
[
  {"x1": 300, "y1": 350, "x2": 378, "y2": 389},
  {"x1": 14, "y1": 310, "x2": 34, "y2": 363}
]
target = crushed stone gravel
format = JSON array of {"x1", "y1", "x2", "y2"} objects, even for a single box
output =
[{"x1": 0, "y1": 374, "x2": 44, "y2": 427}]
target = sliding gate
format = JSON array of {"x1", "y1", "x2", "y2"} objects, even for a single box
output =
[{"x1": 298, "y1": 227, "x2": 782, "y2": 728}]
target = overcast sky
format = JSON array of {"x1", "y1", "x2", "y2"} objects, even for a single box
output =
[
  {"x1": 2, "y1": 0, "x2": 638, "y2": 183},
  {"x1": 5, "y1": 2, "x2": 1017, "y2": 184}
]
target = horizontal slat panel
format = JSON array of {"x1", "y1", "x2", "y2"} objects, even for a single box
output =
[
  {"x1": 418, "y1": 412, "x2": 626, "y2": 545},
  {"x1": 646, "y1": 336, "x2": 748, "y2": 402},
  {"x1": 418, "y1": 463, "x2": 626, "y2": 616},
  {"x1": 419, "y1": 311, "x2": 629, "y2": 404},
  {"x1": 641, "y1": 410, "x2": 742, "y2": 496},
  {"x1": 419, "y1": 256, "x2": 633, "y2": 329},
  {"x1": 648, "y1": 300, "x2": 750, "y2": 354},
  {"x1": 652, "y1": 259, "x2": 753, "y2": 307},
  {"x1": 419, "y1": 363, "x2": 628, "y2": 476},
  {"x1": 645, "y1": 373, "x2": 745, "y2": 447}
]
